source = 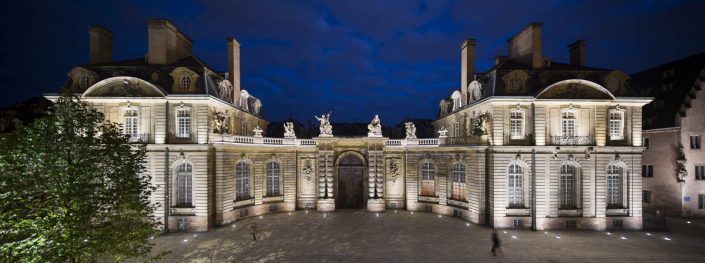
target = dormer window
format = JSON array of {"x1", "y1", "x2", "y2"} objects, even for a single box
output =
[
  {"x1": 451, "y1": 91, "x2": 462, "y2": 111},
  {"x1": 79, "y1": 75, "x2": 91, "y2": 90},
  {"x1": 608, "y1": 109, "x2": 625, "y2": 140},
  {"x1": 179, "y1": 76, "x2": 192, "y2": 90},
  {"x1": 509, "y1": 78, "x2": 521, "y2": 93}
]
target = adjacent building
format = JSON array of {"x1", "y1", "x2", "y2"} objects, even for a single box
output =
[
  {"x1": 633, "y1": 52, "x2": 705, "y2": 218},
  {"x1": 48, "y1": 20, "x2": 651, "y2": 232}
]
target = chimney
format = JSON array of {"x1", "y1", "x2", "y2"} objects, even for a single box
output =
[
  {"x1": 507, "y1": 22, "x2": 543, "y2": 68},
  {"x1": 147, "y1": 19, "x2": 193, "y2": 64},
  {"x1": 227, "y1": 37, "x2": 242, "y2": 105},
  {"x1": 88, "y1": 25, "x2": 112, "y2": 64},
  {"x1": 568, "y1": 40, "x2": 586, "y2": 67},
  {"x1": 461, "y1": 39, "x2": 476, "y2": 92}
]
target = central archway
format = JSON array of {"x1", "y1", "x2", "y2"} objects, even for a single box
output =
[{"x1": 336, "y1": 152, "x2": 366, "y2": 209}]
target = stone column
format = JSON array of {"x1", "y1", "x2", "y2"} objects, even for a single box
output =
[
  {"x1": 367, "y1": 151, "x2": 385, "y2": 212},
  {"x1": 317, "y1": 150, "x2": 335, "y2": 212}
]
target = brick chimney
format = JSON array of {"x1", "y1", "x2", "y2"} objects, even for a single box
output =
[
  {"x1": 507, "y1": 22, "x2": 543, "y2": 68},
  {"x1": 460, "y1": 39, "x2": 476, "y2": 105},
  {"x1": 227, "y1": 37, "x2": 242, "y2": 105},
  {"x1": 147, "y1": 19, "x2": 193, "y2": 64},
  {"x1": 88, "y1": 25, "x2": 112, "y2": 64},
  {"x1": 568, "y1": 40, "x2": 586, "y2": 67}
]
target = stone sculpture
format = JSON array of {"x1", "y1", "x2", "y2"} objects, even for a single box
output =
[
  {"x1": 438, "y1": 126, "x2": 448, "y2": 138},
  {"x1": 315, "y1": 112, "x2": 333, "y2": 137},
  {"x1": 471, "y1": 111, "x2": 492, "y2": 136},
  {"x1": 213, "y1": 110, "x2": 230, "y2": 134},
  {"x1": 405, "y1": 121, "x2": 417, "y2": 139},
  {"x1": 368, "y1": 114, "x2": 382, "y2": 137},
  {"x1": 283, "y1": 122, "x2": 296, "y2": 138},
  {"x1": 253, "y1": 125, "x2": 263, "y2": 137},
  {"x1": 439, "y1": 100, "x2": 450, "y2": 116}
]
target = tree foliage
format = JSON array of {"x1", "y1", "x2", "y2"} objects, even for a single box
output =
[{"x1": 0, "y1": 93, "x2": 163, "y2": 262}]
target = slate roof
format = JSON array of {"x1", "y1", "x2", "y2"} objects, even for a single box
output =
[{"x1": 631, "y1": 51, "x2": 705, "y2": 129}]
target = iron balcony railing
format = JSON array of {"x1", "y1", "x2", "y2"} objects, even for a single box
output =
[{"x1": 551, "y1": 136, "x2": 593, "y2": 146}]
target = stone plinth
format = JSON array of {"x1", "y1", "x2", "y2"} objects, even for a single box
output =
[
  {"x1": 367, "y1": 199, "x2": 386, "y2": 212},
  {"x1": 317, "y1": 198, "x2": 335, "y2": 212}
]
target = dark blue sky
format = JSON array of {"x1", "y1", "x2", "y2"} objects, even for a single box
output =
[{"x1": 1, "y1": 0, "x2": 704, "y2": 123}]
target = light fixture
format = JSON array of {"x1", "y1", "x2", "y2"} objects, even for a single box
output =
[
  {"x1": 376, "y1": 213, "x2": 379, "y2": 217},
  {"x1": 183, "y1": 239, "x2": 188, "y2": 243},
  {"x1": 259, "y1": 216, "x2": 263, "y2": 219},
  {"x1": 646, "y1": 233, "x2": 652, "y2": 236},
  {"x1": 438, "y1": 215, "x2": 442, "y2": 218},
  {"x1": 466, "y1": 223, "x2": 470, "y2": 227},
  {"x1": 607, "y1": 232, "x2": 612, "y2": 235},
  {"x1": 555, "y1": 236, "x2": 561, "y2": 239},
  {"x1": 664, "y1": 237, "x2": 671, "y2": 241},
  {"x1": 288, "y1": 212, "x2": 292, "y2": 215},
  {"x1": 620, "y1": 236, "x2": 627, "y2": 240},
  {"x1": 687, "y1": 221, "x2": 691, "y2": 224}
]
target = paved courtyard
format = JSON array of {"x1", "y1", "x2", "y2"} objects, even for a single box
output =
[{"x1": 143, "y1": 210, "x2": 705, "y2": 262}]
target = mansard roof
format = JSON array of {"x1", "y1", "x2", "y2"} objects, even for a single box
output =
[
  {"x1": 631, "y1": 51, "x2": 705, "y2": 129},
  {"x1": 65, "y1": 55, "x2": 236, "y2": 102}
]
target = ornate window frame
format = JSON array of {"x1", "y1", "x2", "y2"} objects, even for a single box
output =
[
  {"x1": 558, "y1": 160, "x2": 582, "y2": 211},
  {"x1": 506, "y1": 156, "x2": 529, "y2": 209},
  {"x1": 264, "y1": 158, "x2": 283, "y2": 198},
  {"x1": 448, "y1": 161, "x2": 467, "y2": 202},
  {"x1": 560, "y1": 108, "x2": 578, "y2": 137},
  {"x1": 418, "y1": 159, "x2": 437, "y2": 198},
  {"x1": 606, "y1": 161, "x2": 628, "y2": 210},
  {"x1": 169, "y1": 67, "x2": 199, "y2": 92},
  {"x1": 173, "y1": 161, "x2": 194, "y2": 208},
  {"x1": 234, "y1": 159, "x2": 254, "y2": 203}
]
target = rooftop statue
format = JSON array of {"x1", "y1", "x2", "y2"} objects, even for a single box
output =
[
  {"x1": 368, "y1": 114, "x2": 382, "y2": 137},
  {"x1": 405, "y1": 121, "x2": 417, "y2": 139},
  {"x1": 213, "y1": 110, "x2": 230, "y2": 134},
  {"x1": 315, "y1": 112, "x2": 333, "y2": 137},
  {"x1": 438, "y1": 126, "x2": 448, "y2": 138},
  {"x1": 253, "y1": 125, "x2": 263, "y2": 137},
  {"x1": 283, "y1": 122, "x2": 296, "y2": 138}
]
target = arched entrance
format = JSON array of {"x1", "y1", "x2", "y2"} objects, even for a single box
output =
[{"x1": 336, "y1": 152, "x2": 366, "y2": 209}]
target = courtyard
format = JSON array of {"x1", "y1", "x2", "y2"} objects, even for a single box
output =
[{"x1": 143, "y1": 210, "x2": 705, "y2": 262}]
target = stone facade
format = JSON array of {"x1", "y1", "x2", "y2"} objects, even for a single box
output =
[
  {"x1": 47, "y1": 21, "x2": 651, "y2": 232},
  {"x1": 635, "y1": 52, "x2": 705, "y2": 218}
]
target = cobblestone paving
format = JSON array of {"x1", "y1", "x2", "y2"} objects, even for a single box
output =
[{"x1": 143, "y1": 210, "x2": 705, "y2": 262}]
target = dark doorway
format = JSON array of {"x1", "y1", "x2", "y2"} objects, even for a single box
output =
[{"x1": 337, "y1": 154, "x2": 365, "y2": 209}]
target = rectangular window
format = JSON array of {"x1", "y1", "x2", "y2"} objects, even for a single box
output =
[
  {"x1": 643, "y1": 190, "x2": 651, "y2": 204},
  {"x1": 608, "y1": 111, "x2": 624, "y2": 140},
  {"x1": 561, "y1": 111, "x2": 576, "y2": 137},
  {"x1": 607, "y1": 166, "x2": 622, "y2": 208},
  {"x1": 509, "y1": 110, "x2": 524, "y2": 140},
  {"x1": 176, "y1": 109, "x2": 191, "y2": 138},
  {"x1": 691, "y1": 135, "x2": 701, "y2": 149},
  {"x1": 266, "y1": 162, "x2": 281, "y2": 196},
  {"x1": 507, "y1": 165, "x2": 524, "y2": 208},
  {"x1": 699, "y1": 195, "x2": 705, "y2": 209},
  {"x1": 421, "y1": 163, "x2": 436, "y2": 196},
  {"x1": 453, "y1": 122, "x2": 460, "y2": 137},
  {"x1": 560, "y1": 165, "x2": 576, "y2": 209},
  {"x1": 241, "y1": 120, "x2": 247, "y2": 136},
  {"x1": 123, "y1": 109, "x2": 139, "y2": 137},
  {"x1": 642, "y1": 165, "x2": 653, "y2": 177},
  {"x1": 644, "y1": 137, "x2": 650, "y2": 149},
  {"x1": 696, "y1": 165, "x2": 705, "y2": 180},
  {"x1": 451, "y1": 164, "x2": 466, "y2": 201}
]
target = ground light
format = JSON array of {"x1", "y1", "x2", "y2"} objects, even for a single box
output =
[
  {"x1": 555, "y1": 236, "x2": 561, "y2": 239},
  {"x1": 646, "y1": 233, "x2": 652, "y2": 236},
  {"x1": 376, "y1": 213, "x2": 379, "y2": 217},
  {"x1": 664, "y1": 237, "x2": 672, "y2": 241},
  {"x1": 466, "y1": 223, "x2": 470, "y2": 227},
  {"x1": 620, "y1": 236, "x2": 627, "y2": 240},
  {"x1": 512, "y1": 235, "x2": 518, "y2": 239}
]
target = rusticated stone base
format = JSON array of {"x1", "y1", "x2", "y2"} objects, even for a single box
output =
[
  {"x1": 317, "y1": 198, "x2": 336, "y2": 212},
  {"x1": 367, "y1": 199, "x2": 386, "y2": 212}
]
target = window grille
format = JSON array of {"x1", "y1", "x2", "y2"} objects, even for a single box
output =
[{"x1": 180, "y1": 76, "x2": 191, "y2": 90}]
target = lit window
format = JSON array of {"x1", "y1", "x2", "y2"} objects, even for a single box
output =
[
  {"x1": 507, "y1": 164, "x2": 523, "y2": 208},
  {"x1": 643, "y1": 190, "x2": 651, "y2": 204},
  {"x1": 180, "y1": 76, "x2": 192, "y2": 90},
  {"x1": 266, "y1": 162, "x2": 281, "y2": 196},
  {"x1": 235, "y1": 162, "x2": 250, "y2": 200},
  {"x1": 561, "y1": 110, "x2": 576, "y2": 137},
  {"x1": 123, "y1": 109, "x2": 139, "y2": 137},
  {"x1": 609, "y1": 111, "x2": 624, "y2": 140},
  {"x1": 607, "y1": 165, "x2": 623, "y2": 208},
  {"x1": 175, "y1": 163, "x2": 193, "y2": 207},
  {"x1": 176, "y1": 109, "x2": 191, "y2": 138},
  {"x1": 451, "y1": 163, "x2": 466, "y2": 201},
  {"x1": 510, "y1": 110, "x2": 524, "y2": 140},
  {"x1": 695, "y1": 165, "x2": 705, "y2": 180},
  {"x1": 560, "y1": 165, "x2": 576, "y2": 209},
  {"x1": 421, "y1": 162, "x2": 436, "y2": 196},
  {"x1": 453, "y1": 122, "x2": 460, "y2": 137},
  {"x1": 690, "y1": 135, "x2": 701, "y2": 149},
  {"x1": 642, "y1": 165, "x2": 653, "y2": 178}
]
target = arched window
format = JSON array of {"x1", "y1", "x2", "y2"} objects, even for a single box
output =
[
  {"x1": 266, "y1": 162, "x2": 281, "y2": 196},
  {"x1": 560, "y1": 164, "x2": 576, "y2": 209},
  {"x1": 607, "y1": 165, "x2": 623, "y2": 208},
  {"x1": 421, "y1": 162, "x2": 436, "y2": 196},
  {"x1": 235, "y1": 162, "x2": 250, "y2": 200},
  {"x1": 507, "y1": 164, "x2": 524, "y2": 208},
  {"x1": 179, "y1": 76, "x2": 192, "y2": 90},
  {"x1": 175, "y1": 163, "x2": 193, "y2": 207},
  {"x1": 451, "y1": 163, "x2": 466, "y2": 201}
]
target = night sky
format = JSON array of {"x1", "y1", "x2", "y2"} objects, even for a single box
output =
[{"x1": 1, "y1": 0, "x2": 704, "y2": 124}]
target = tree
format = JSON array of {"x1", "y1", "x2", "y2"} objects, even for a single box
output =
[{"x1": 0, "y1": 93, "x2": 165, "y2": 262}]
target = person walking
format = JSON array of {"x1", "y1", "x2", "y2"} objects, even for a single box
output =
[
  {"x1": 491, "y1": 228, "x2": 503, "y2": 256},
  {"x1": 249, "y1": 223, "x2": 258, "y2": 241}
]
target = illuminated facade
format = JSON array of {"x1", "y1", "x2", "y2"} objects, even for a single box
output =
[{"x1": 50, "y1": 21, "x2": 650, "y2": 231}]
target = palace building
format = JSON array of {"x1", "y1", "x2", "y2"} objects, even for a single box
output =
[{"x1": 48, "y1": 20, "x2": 651, "y2": 232}]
